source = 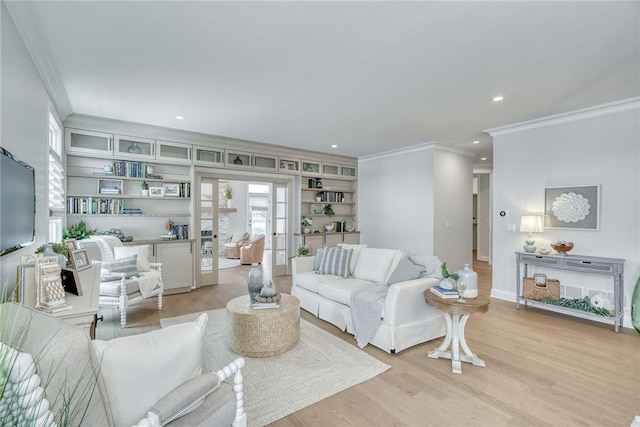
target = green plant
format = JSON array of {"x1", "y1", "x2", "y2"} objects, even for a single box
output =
[
  {"x1": 63, "y1": 221, "x2": 96, "y2": 240},
  {"x1": 301, "y1": 217, "x2": 313, "y2": 227},
  {"x1": 441, "y1": 262, "x2": 459, "y2": 281},
  {"x1": 323, "y1": 203, "x2": 334, "y2": 217},
  {"x1": 297, "y1": 245, "x2": 310, "y2": 256},
  {"x1": 34, "y1": 242, "x2": 70, "y2": 258},
  {"x1": 142, "y1": 181, "x2": 149, "y2": 190},
  {"x1": 224, "y1": 185, "x2": 233, "y2": 200}
]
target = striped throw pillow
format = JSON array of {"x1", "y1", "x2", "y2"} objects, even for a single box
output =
[
  {"x1": 101, "y1": 254, "x2": 138, "y2": 279},
  {"x1": 317, "y1": 247, "x2": 353, "y2": 278}
]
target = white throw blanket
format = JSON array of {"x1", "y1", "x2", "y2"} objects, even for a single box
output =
[
  {"x1": 135, "y1": 269, "x2": 161, "y2": 298},
  {"x1": 350, "y1": 283, "x2": 389, "y2": 348}
]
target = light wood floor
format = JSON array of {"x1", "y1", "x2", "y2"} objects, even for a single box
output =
[{"x1": 103, "y1": 254, "x2": 640, "y2": 426}]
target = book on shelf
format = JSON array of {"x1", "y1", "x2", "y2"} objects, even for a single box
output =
[
  {"x1": 93, "y1": 171, "x2": 114, "y2": 176},
  {"x1": 430, "y1": 286, "x2": 459, "y2": 299},
  {"x1": 252, "y1": 302, "x2": 279, "y2": 309}
]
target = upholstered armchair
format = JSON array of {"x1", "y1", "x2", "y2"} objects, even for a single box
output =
[
  {"x1": 240, "y1": 234, "x2": 265, "y2": 265},
  {"x1": 222, "y1": 231, "x2": 250, "y2": 259},
  {"x1": 77, "y1": 236, "x2": 163, "y2": 328}
]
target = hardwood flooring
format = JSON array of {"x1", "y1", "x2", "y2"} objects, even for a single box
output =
[{"x1": 103, "y1": 254, "x2": 640, "y2": 426}]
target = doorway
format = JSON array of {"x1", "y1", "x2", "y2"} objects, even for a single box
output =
[{"x1": 195, "y1": 171, "x2": 293, "y2": 287}]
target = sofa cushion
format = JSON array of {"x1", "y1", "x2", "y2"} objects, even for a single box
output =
[
  {"x1": 113, "y1": 245, "x2": 150, "y2": 272},
  {"x1": 313, "y1": 247, "x2": 324, "y2": 271},
  {"x1": 318, "y1": 278, "x2": 373, "y2": 306},
  {"x1": 409, "y1": 254, "x2": 443, "y2": 278},
  {"x1": 387, "y1": 255, "x2": 426, "y2": 285},
  {"x1": 318, "y1": 247, "x2": 353, "y2": 278},
  {"x1": 353, "y1": 248, "x2": 400, "y2": 283},
  {"x1": 101, "y1": 254, "x2": 138, "y2": 278},
  {"x1": 297, "y1": 270, "x2": 343, "y2": 294},
  {"x1": 338, "y1": 243, "x2": 367, "y2": 274},
  {"x1": 91, "y1": 313, "x2": 208, "y2": 427},
  {"x1": 99, "y1": 277, "x2": 141, "y2": 297}
]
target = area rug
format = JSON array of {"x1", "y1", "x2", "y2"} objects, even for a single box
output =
[
  {"x1": 161, "y1": 309, "x2": 391, "y2": 427},
  {"x1": 218, "y1": 257, "x2": 242, "y2": 269}
]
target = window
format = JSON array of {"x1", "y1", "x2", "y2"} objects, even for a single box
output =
[{"x1": 48, "y1": 110, "x2": 64, "y2": 242}]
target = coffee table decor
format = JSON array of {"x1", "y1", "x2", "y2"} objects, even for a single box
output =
[{"x1": 247, "y1": 263, "x2": 264, "y2": 303}]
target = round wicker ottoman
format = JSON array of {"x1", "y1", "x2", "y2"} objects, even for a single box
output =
[{"x1": 226, "y1": 294, "x2": 300, "y2": 357}]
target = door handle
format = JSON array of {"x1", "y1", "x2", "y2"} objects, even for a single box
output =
[{"x1": 213, "y1": 234, "x2": 217, "y2": 239}]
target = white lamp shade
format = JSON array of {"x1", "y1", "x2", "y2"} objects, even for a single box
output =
[{"x1": 520, "y1": 215, "x2": 544, "y2": 233}]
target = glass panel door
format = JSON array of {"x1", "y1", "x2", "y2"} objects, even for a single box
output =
[
  {"x1": 197, "y1": 176, "x2": 219, "y2": 286},
  {"x1": 272, "y1": 183, "x2": 288, "y2": 276}
]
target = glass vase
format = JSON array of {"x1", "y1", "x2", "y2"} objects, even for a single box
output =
[
  {"x1": 247, "y1": 263, "x2": 263, "y2": 303},
  {"x1": 455, "y1": 264, "x2": 478, "y2": 298}
]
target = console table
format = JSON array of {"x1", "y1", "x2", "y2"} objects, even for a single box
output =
[{"x1": 515, "y1": 252, "x2": 625, "y2": 332}]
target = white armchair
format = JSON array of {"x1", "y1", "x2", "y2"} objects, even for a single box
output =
[{"x1": 77, "y1": 236, "x2": 163, "y2": 327}]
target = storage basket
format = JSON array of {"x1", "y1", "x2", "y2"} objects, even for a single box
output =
[{"x1": 523, "y1": 274, "x2": 560, "y2": 301}]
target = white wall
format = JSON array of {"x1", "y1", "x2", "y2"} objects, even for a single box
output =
[
  {"x1": 358, "y1": 146, "x2": 435, "y2": 254},
  {"x1": 0, "y1": 4, "x2": 52, "y2": 291},
  {"x1": 491, "y1": 99, "x2": 640, "y2": 327},
  {"x1": 358, "y1": 143, "x2": 473, "y2": 270},
  {"x1": 433, "y1": 149, "x2": 473, "y2": 271}
]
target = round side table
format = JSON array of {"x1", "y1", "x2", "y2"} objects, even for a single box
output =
[
  {"x1": 226, "y1": 294, "x2": 300, "y2": 357},
  {"x1": 424, "y1": 292, "x2": 490, "y2": 374}
]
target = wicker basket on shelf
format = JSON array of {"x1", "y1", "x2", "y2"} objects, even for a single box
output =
[{"x1": 523, "y1": 274, "x2": 560, "y2": 301}]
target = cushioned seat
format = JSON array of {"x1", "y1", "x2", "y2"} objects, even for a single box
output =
[
  {"x1": 77, "y1": 236, "x2": 163, "y2": 328},
  {"x1": 222, "y1": 231, "x2": 250, "y2": 259},
  {"x1": 240, "y1": 234, "x2": 265, "y2": 264}
]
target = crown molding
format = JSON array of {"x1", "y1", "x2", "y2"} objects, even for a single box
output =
[
  {"x1": 4, "y1": 1, "x2": 72, "y2": 119},
  {"x1": 358, "y1": 141, "x2": 475, "y2": 163},
  {"x1": 485, "y1": 97, "x2": 640, "y2": 137}
]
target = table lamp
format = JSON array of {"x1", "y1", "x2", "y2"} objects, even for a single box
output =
[{"x1": 520, "y1": 214, "x2": 544, "y2": 253}]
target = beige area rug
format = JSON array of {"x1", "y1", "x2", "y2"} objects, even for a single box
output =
[{"x1": 161, "y1": 309, "x2": 391, "y2": 427}]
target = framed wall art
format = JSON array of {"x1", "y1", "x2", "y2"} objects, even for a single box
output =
[
  {"x1": 544, "y1": 185, "x2": 600, "y2": 230},
  {"x1": 149, "y1": 186, "x2": 164, "y2": 197}
]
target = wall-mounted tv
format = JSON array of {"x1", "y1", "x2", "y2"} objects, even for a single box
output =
[{"x1": 0, "y1": 146, "x2": 36, "y2": 256}]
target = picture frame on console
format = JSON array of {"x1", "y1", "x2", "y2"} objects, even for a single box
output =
[
  {"x1": 70, "y1": 249, "x2": 91, "y2": 271},
  {"x1": 63, "y1": 238, "x2": 77, "y2": 253},
  {"x1": 544, "y1": 185, "x2": 599, "y2": 230}
]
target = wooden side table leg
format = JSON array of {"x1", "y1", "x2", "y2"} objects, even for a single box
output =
[
  {"x1": 451, "y1": 314, "x2": 462, "y2": 374},
  {"x1": 428, "y1": 312, "x2": 453, "y2": 359},
  {"x1": 458, "y1": 314, "x2": 486, "y2": 367}
]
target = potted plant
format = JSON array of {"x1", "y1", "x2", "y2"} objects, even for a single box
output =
[
  {"x1": 224, "y1": 185, "x2": 233, "y2": 208},
  {"x1": 440, "y1": 262, "x2": 459, "y2": 290},
  {"x1": 323, "y1": 203, "x2": 334, "y2": 217},
  {"x1": 63, "y1": 221, "x2": 96, "y2": 241},
  {"x1": 301, "y1": 217, "x2": 313, "y2": 234},
  {"x1": 35, "y1": 242, "x2": 70, "y2": 266},
  {"x1": 315, "y1": 192, "x2": 323, "y2": 202},
  {"x1": 141, "y1": 181, "x2": 149, "y2": 196},
  {"x1": 297, "y1": 245, "x2": 310, "y2": 257}
]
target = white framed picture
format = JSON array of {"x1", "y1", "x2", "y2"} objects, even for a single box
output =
[
  {"x1": 544, "y1": 185, "x2": 599, "y2": 230},
  {"x1": 163, "y1": 183, "x2": 180, "y2": 197},
  {"x1": 149, "y1": 186, "x2": 164, "y2": 197}
]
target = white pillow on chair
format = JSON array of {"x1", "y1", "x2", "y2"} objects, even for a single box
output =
[
  {"x1": 230, "y1": 231, "x2": 247, "y2": 243},
  {"x1": 114, "y1": 245, "x2": 150, "y2": 272},
  {"x1": 91, "y1": 313, "x2": 208, "y2": 427}
]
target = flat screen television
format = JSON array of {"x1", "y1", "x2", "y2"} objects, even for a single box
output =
[{"x1": 0, "y1": 146, "x2": 36, "y2": 256}]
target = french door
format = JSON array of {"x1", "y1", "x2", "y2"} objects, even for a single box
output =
[
  {"x1": 196, "y1": 176, "x2": 220, "y2": 286},
  {"x1": 272, "y1": 182, "x2": 288, "y2": 277}
]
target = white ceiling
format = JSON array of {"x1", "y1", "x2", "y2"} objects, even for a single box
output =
[{"x1": 13, "y1": 1, "x2": 640, "y2": 164}]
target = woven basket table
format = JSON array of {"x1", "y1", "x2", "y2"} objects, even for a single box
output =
[{"x1": 226, "y1": 294, "x2": 300, "y2": 357}]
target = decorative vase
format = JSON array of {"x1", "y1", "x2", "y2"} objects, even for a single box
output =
[
  {"x1": 226, "y1": 198, "x2": 233, "y2": 208},
  {"x1": 126, "y1": 142, "x2": 142, "y2": 154},
  {"x1": 303, "y1": 226, "x2": 311, "y2": 234},
  {"x1": 247, "y1": 263, "x2": 263, "y2": 304},
  {"x1": 42, "y1": 244, "x2": 65, "y2": 267},
  {"x1": 439, "y1": 277, "x2": 455, "y2": 290},
  {"x1": 632, "y1": 276, "x2": 640, "y2": 334},
  {"x1": 324, "y1": 224, "x2": 333, "y2": 232},
  {"x1": 455, "y1": 264, "x2": 478, "y2": 298},
  {"x1": 260, "y1": 280, "x2": 276, "y2": 297},
  {"x1": 141, "y1": 189, "x2": 149, "y2": 196}
]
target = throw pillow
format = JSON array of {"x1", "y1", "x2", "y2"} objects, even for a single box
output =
[
  {"x1": 101, "y1": 254, "x2": 138, "y2": 278},
  {"x1": 386, "y1": 255, "x2": 426, "y2": 285},
  {"x1": 91, "y1": 313, "x2": 208, "y2": 427},
  {"x1": 113, "y1": 245, "x2": 150, "y2": 272},
  {"x1": 317, "y1": 247, "x2": 352, "y2": 278},
  {"x1": 230, "y1": 231, "x2": 246, "y2": 243},
  {"x1": 409, "y1": 254, "x2": 443, "y2": 278},
  {"x1": 337, "y1": 243, "x2": 367, "y2": 274},
  {"x1": 353, "y1": 248, "x2": 400, "y2": 283},
  {"x1": 313, "y1": 247, "x2": 325, "y2": 271}
]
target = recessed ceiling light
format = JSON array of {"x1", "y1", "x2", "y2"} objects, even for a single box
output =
[
  {"x1": 473, "y1": 140, "x2": 480, "y2": 144},
  {"x1": 176, "y1": 115, "x2": 185, "y2": 120},
  {"x1": 481, "y1": 157, "x2": 487, "y2": 161},
  {"x1": 492, "y1": 96, "x2": 504, "y2": 102},
  {"x1": 331, "y1": 144, "x2": 338, "y2": 148}
]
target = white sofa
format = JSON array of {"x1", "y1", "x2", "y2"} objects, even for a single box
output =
[{"x1": 291, "y1": 245, "x2": 446, "y2": 354}]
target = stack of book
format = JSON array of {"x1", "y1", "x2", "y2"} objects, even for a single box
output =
[
  {"x1": 252, "y1": 301, "x2": 279, "y2": 310},
  {"x1": 99, "y1": 186, "x2": 121, "y2": 195},
  {"x1": 429, "y1": 285, "x2": 459, "y2": 299}
]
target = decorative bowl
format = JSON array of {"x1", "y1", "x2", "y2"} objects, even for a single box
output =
[{"x1": 551, "y1": 241, "x2": 574, "y2": 255}]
